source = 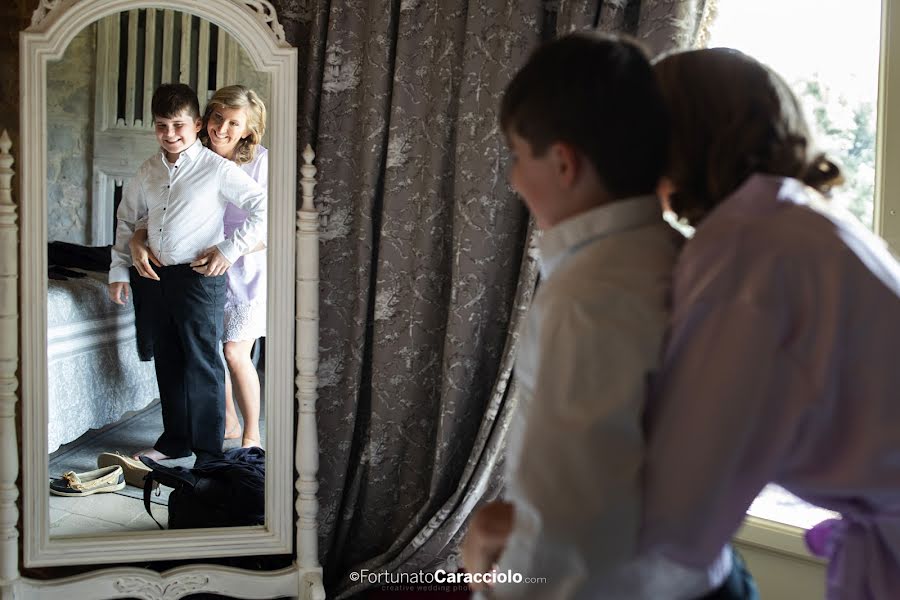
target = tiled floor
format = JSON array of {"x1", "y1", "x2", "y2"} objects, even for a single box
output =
[
  {"x1": 49, "y1": 492, "x2": 167, "y2": 536},
  {"x1": 47, "y1": 366, "x2": 266, "y2": 537}
]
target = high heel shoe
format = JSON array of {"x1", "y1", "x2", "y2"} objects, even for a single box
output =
[{"x1": 97, "y1": 452, "x2": 152, "y2": 488}]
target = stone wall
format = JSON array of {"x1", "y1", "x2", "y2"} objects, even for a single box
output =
[
  {"x1": 235, "y1": 40, "x2": 272, "y2": 148},
  {"x1": 46, "y1": 25, "x2": 95, "y2": 244}
]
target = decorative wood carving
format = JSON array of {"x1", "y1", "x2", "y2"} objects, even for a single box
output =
[
  {"x1": 114, "y1": 574, "x2": 210, "y2": 600},
  {"x1": 241, "y1": 0, "x2": 287, "y2": 44},
  {"x1": 15, "y1": 565, "x2": 308, "y2": 599},
  {"x1": 30, "y1": 0, "x2": 288, "y2": 44},
  {"x1": 30, "y1": 0, "x2": 63, "y2": 27}
]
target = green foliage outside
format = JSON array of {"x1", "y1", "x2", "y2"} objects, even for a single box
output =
[{"x1": 795, "y1": 77, "x2": 877, "y2": 228}]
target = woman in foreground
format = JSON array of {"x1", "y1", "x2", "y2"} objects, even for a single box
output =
[{"x1": 642, "y1": 47, "x2": 900, "y2": 600}]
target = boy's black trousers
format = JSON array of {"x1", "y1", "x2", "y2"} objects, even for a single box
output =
[{"x1": 150, "y1": 264, "x2": 226, "y2": 463}]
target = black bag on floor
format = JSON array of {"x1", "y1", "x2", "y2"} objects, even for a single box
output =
[{"x1": 140, "y1": 447, "x2": 266, "y2": 529}]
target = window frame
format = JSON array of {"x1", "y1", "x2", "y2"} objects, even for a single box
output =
[{"x1": 876, "y1": 0, "x2": 900, "y2": 249}]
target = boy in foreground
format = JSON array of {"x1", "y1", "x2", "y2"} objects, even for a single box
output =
[{"x1": 461, "y1": 33, "x2": 749, "y2": 599}]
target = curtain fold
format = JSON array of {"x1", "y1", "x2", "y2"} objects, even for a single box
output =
[
  {"x1": 281, "y1": 2, "x2": 543, "y2": 594},
  {"x1": 637, "y1": 0, "x2": 715, "y2": 55},
  {"x1": 275, "y1": 0, "x2": 713, "y2": 596}
]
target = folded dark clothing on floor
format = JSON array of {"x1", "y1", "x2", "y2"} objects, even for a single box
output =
[
  {"x1": 141, "y1": 447, "x2": 266, "y2": 529},
  {"x1": 48, "y1": 241, "x2": 111, "y2": 272},
  {"x1": 191, "y1": 447, "x2": 266, "y2": 525}
]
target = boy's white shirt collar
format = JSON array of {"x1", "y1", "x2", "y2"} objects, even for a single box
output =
[
  {"x1": 538, "y1": 194, "x2": 662, "y2": 278},
  {"x1": 158, "y1": 137, "x2": 205, "y2": 164}
]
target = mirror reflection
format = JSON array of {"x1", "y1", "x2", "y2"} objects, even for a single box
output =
[{"x1": 45, "y1": 7, "x2": 272, "y2": 536}]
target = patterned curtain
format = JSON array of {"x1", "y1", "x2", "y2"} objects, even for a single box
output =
[{"x1": 275, "y1": 0, "x2": 713, "y2": 596}]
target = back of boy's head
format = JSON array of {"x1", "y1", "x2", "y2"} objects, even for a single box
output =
[
  {"x1": 500, "y1": 32, "x2": 669, "y2": 199},
  {"x1": 151, "y1": 83, "x2": 200, "y2": 121},
  {"x1": 654, "y1": 48, "x2": 844, "y2": 224}
]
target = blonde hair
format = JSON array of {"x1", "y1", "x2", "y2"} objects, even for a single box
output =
[
  {"x1": 200, "y1": 85, "x2": 267, "y2": 165},
  {"x1": 654, "y1": 48, "x2": 843, "y2": 225}
]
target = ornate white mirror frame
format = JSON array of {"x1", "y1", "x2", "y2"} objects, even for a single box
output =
[{"x1": 3, "y1": 0, "x2": 324, "y2": 597}]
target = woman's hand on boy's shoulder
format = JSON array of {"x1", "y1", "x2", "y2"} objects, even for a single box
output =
[{"x1": 191, "y1": 247, "x2": 232, "y2": 277}]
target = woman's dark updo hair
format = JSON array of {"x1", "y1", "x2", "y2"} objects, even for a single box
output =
[{"x1": 654, "y1": 48, "x2": 844, "y2": 225}]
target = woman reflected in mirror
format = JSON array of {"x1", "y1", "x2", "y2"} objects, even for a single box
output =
[{"x1": 130, "y1": 85, "x2": 268, "y2": 449}]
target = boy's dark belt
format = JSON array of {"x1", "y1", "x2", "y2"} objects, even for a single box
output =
[{"x1": 152, "y1": 263, "x2": 219, "y2": 278}]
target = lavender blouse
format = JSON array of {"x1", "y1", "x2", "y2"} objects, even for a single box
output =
[
  {"x1": 222, "y1": 146, "x2": 268, "y2": 342},
  {"x1": 641, "y1": 174, "x2": 900, "y2": 600}
]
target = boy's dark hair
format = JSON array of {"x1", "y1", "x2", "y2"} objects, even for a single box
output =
[
  {"x1": 151, "y1": 83, "x2": 201, "y2": 120},
  {"x1": 654, "y1": 48, "x2": 844, "y2": 225},
  {"x1": 500, "y1": 32, "x2": 669, "y2": 199}
]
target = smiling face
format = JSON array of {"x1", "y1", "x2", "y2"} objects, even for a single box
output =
[
  {"x1": 206, "y1": 105, "x2": 251, "y2": 160},
  {"x1": 154, "y1": 110, "x2": 202, "y2": 162}
]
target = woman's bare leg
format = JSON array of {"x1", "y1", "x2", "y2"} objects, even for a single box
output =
[
  {"x1": 224, "y1": 339, "x2": 261, "y2": 448},
  {"x1": 223, "y1": 353, "x2": 241, "y2": 439}
]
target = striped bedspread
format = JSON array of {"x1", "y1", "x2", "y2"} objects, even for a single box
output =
[{"x1": 47, "y1": 271, "x2": 158, "y2": 453}]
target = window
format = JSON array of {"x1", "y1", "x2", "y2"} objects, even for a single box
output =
[{"x1": 707, "y1": 0, "x2": 881, "y2": 229}]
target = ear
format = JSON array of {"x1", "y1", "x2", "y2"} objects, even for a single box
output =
[
  {"x1": 550, "y1": 142, "x2": 580, "y2": 189},
  {"x1": 193, "y1": 118, "x2": 203, "y2": 133}
]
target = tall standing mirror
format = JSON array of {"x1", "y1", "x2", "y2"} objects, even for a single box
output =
[{"x1": 12, "y1": 0, "x2": 323, "y2": 597}]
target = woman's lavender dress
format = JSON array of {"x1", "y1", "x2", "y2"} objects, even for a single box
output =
[{"x1": 223, "y1": 146, "x2": 267, "y2": 342}]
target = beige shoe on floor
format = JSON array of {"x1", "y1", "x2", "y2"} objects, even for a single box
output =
[
  {"x1": 49, "y1": 465, "x2": 125, "y2": 497},
  {"x1": 97, "y1": 452, "x2": 152, "y2": 488}
]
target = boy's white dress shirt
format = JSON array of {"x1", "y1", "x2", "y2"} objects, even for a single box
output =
[
  {"x1": 493, "y1": 196, "x2": 726, "y2": 599},
  {"x1": 109, "y1": 139, "x2": 266, "y2": 283}
]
